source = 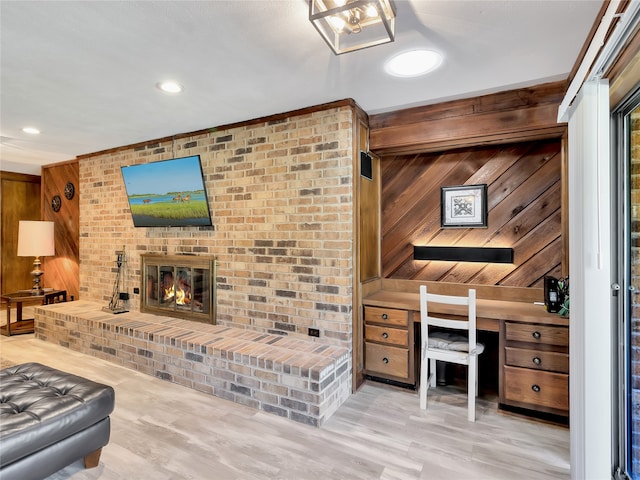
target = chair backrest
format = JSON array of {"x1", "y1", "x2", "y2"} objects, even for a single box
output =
[
  {"x1": 43, "y1": 290, "x2": 67, "y2": 305},
  {"x1": 420, "y1": 285, "x2": 477, "y2": 352}
]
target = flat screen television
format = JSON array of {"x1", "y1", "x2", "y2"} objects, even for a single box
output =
[{"x1": 121, "y1": 155, "x2": 213, "y2": 227}]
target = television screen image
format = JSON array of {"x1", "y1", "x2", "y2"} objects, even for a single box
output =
[{"x1": 121, "y1": 155, "x2": 213, "y2": 227}]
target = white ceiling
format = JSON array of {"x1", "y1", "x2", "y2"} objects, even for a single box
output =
[{"x1": 0, "y1": 0, "x2": 602, "y2": 175}]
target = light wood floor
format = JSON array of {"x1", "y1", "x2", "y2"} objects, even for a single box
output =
[{"x1": 0, "y1": 335, "x2": 570, "y2": 480}]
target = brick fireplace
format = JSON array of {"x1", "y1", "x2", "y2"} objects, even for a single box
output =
[
  {"x1": 79, "y1": 103, "x2": 355, "y2": 347},
  {"x1": 73, "y1": 102, "x2": 358, "y2": 424},
  {"x1": 140, "y1": 254, "x2": 216, "y2": 324}
]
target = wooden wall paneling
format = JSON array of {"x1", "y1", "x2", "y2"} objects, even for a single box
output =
[
  {"x1": 381, "y1": 150, "x2": 478, "y2": 248},
  {"x1": 380, "y1": 143, "x2": 529, "y2": 263},
  {"x1": 501, "y1": 237, "x2": 563, "y2": 287},
  {"x1": 440, "y1": 149, "x2": 560, "y2": 250},
  {"x1": 462, "y1": 209, "x2": 561, "y2": 286},
  {"x1": 41, "y1": 160, "x2": 80, "y2": 300},
  {"x1": 561, "y1": 132, "x2": 569, "y2": 277},
  {"x1": 470, "y1": 184, "x2": 562, "y2": 285},
  {"x1": 371, "y1": 104, "x2": 564, "y2": 155},
  {"x1": 483, "y1": 142, "x2": 559, "y2": 208},
  {"x1": 354, "y1": 108, "x2": 373, "y2": 391},
  {"x1": 359, "y1": 127, "x2": 380, "y2": 282},
  {"x1": 369, "y1": 81, "x2": 567, "y2": 156},
  {"x1": 382, "y1": 142, "x2": 556, "y2": 274},
  {"x1": 369, "y1": 82, "x2": 566, "y2": 131},
  {"x1": 404, "y1": 145, "x2": 544, "y2": 246},
  {"x1": 486, "y1": 177, "x2": 561, "y2": 248},
  {"x1": 1, "y1": 171, "x2": 41, "y2": 294},
  {"x1": 381, "y1": 139, "x2": 561, "y2": 287}
]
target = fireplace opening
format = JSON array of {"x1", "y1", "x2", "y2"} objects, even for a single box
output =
[{"x1": 141, "y1": 254, "x2": 216, "y2": 324}]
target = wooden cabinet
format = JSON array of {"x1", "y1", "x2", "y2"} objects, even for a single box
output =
[
  {"x1": 363, "y1": 306, "x2": 415, "y2": 385},
  {"x1": 500, "y1": 321, "x2": 569, "y2": 417}
]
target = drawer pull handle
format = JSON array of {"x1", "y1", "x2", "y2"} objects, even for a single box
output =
[
  {"x1": 382, "y1": 313, "x2": 389, "y2": 320},
  {"x1": 532, "y1": 331, "x2": 541, "y2": 339},
  {"x1": 382, "y1": 357, "x2": 389, "y2": 364},
  {"x1": 382, "y1": 332, "x2": 389, "y2": 339},
  {"x1": 532, "y1": 384, "x2": 541, "y2": 393},
  {"x1": 533, "y1": 357, "x2": 541, "y2": 365}
]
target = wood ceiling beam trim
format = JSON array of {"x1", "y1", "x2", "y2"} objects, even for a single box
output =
[
  {"x1": 370, "y1": 104, "x2": 565, "y2": 155},
  {"x1": 369, "y1": 81, "x2": 567, "y2": 156}
]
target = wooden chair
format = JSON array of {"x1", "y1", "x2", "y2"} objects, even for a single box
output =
[
  {"x1": 43, "y1": 290, "x2": 67, "y2": 305},
  {"x1": 419, "y1": 285, "x2": 484, "y2": 421}
]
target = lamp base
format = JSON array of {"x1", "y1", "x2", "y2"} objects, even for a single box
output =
[{"x1": 30, "y1": 256, "x2": 45, "y2": 296}]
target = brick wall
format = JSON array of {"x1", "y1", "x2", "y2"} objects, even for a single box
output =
[{"x1": 79, "y1": 105, "x2": 355, "y2": 353}]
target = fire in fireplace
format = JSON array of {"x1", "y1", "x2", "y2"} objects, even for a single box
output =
[{"x1": 140, "y1": 254, "x2": 216, "y2": 324}]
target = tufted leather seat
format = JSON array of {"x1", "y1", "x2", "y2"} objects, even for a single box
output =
[{"x1": 0, "y1": 362, "x2": 115, "y2": 480}]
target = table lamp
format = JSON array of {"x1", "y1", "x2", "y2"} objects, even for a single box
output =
[{"x1": 17, "y1": 220, "x2": 55, "y2": 295}]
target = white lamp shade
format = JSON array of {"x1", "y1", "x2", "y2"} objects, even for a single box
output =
[{"x1": 17, "y1": 221, "x2": 55, "y2": 257}]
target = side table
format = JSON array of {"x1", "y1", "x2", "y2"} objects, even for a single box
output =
[{"x1": 0, "y1": 289, "x2": 65, "y2": 336}]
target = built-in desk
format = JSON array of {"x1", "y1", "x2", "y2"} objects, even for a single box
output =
[{"x1": 363, "y1": 288, "x2": 569, "y2": 420}]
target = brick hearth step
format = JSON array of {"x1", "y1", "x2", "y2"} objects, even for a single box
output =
[{"x1": 34, "y1": 301, "x2": 350, "y2": 426}]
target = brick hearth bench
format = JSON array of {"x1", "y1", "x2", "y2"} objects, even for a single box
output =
[
  {"x1": 33, "y1": 301, "x2": 350, "y2": 426},
  {"x1": 0, "y1": 362, "x2": 115, "y2": 480}
]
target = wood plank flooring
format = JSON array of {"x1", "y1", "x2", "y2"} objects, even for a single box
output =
[{"x1": 0, "y1": 335, "x2": 570, "y2": 479}]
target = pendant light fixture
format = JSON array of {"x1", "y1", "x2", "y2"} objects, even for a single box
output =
[{"x1": 309, "y1": 0, "x2": 396, "y2": 55}]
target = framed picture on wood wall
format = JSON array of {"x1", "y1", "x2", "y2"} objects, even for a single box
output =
[{"x1": 441, "y1": 184, "x2": 488, "y2": 228}]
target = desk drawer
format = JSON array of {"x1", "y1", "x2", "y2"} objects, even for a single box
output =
[
  {"x1": 364, "y1": 306, "x2": 408, "y2": 327},
  {"x1": 505, "y1": 347, "x2": 569, "y2": 373},
  {"x1": 365, "y1": 343, "x2": 409, "y2": 379},
  {"x1": 504, "y1": 366, "x2": 568, "y2": 412},
  {"x1": 505, "y1": 322, "x2": 568, "y2": 347},
  {"x1": 365, "y1": 325, "x2": 408, "y2": 347}
]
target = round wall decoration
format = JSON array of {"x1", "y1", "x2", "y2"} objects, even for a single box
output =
[
  {"x1": 51, "y1": 195, "x2": 62, "y2": 212},
  {"x1": 64, "y1": 181, "x2": 75, "y2": 200}
]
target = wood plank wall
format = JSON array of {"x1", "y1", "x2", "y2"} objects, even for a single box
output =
[
  {"x1": 41, "y1": 160, "x2": 80, "y2": 300},
  {"x1": 370, "y1": 82, "x2": 566, "y2": 155},
  {"x1": 1, "y1": 171, "x2": 42, "y2": 294},
  {"x1": 369, "y1": 81, "x2": 568, "y2": 289},
  {"x1": 381, "y1": 139, "x2": 562, "y2": 288}
]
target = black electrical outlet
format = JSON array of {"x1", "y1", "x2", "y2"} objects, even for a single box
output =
[
  {"x1": 133, "y1": 287, "x2": 140, "y2": 294},
  {"x1": 308, "y1": 328, "x2": 320, "y2": 337}
]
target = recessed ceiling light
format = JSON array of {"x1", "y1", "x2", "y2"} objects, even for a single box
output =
[
  {"x1": 156, "y1": 81, "x2": 184, "y2": 94},
  {"x1": 22, "y1": 127, "x2": 40, "y2": 135},
  {"x1": 384, "y1": 50, "x2": 443, "y2": 77}
]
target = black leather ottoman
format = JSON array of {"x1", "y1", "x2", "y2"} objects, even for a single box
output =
[{"x1": 0, "y1": 362, "x2": 115, "y2": 480}]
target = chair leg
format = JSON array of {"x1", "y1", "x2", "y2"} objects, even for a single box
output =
[
  {"x1": 420, "y1": 354, "x2": 428, "y2": 410},
  {"x1": 429, "y1": 358, "x2": 436, "y2": 387},
  {"x1": 468, "y1": 357, "x2": 476, "y2": 422}
]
